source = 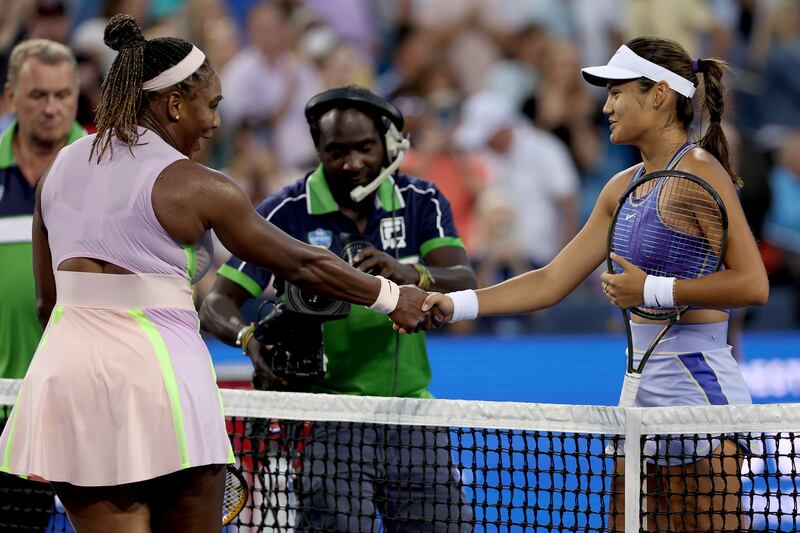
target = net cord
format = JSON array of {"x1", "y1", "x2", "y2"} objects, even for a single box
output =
[{"x1": 2, "y1": 379, "x2": 800, "y2": 434}]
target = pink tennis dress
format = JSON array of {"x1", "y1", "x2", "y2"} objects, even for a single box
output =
[{"x1": 0, "y1": 129, "x2": 233, "y2": 486}]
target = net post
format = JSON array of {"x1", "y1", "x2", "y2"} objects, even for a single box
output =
[{"x1": 623, "y1": 407, "x2": 643, "y2": 533}]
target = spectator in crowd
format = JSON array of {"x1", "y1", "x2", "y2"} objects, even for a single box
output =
[
  {"x1": 763, "y1": 131, "x2": 800, "y2": 326},
  {"x1": 524, "y1": 38, "x2": 603, "y2": 174},
  {"x1": 754, "y1": 0, "x2": 800, "y2": 147},
  {"x1": 25, "y1": 0, "x2": 72, "y2": 45},
  {"x1": 200, "y1": 85, "x2": 477, "y2": 531},
  {"x1": 220, "y1": 0, "x2": 320, "y2": 170},
  {"x1": 486, "y1": 22, "x2": 548, "y2": 111},
  {"x1": 623, "y1": 0, "x2": 719, "y2": 58},
  {"x1": 401, "y1": 59, "x2": 489, "y2": 251},
  {"x1": 0, "y1": 37, "x2": 82, "y2": 531},
  {"x1": 455, "y1": 90, "x2": 580, "y2": 270}
]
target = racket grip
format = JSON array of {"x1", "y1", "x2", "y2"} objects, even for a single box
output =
[{"x1": 618, "y1": 372, "x2": 642, "y2": 407}]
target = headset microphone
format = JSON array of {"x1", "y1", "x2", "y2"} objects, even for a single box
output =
[
  {"x1": 349, "y1": 147, "x2": 408, "y2": 203},
  {"x1": 350, "y1": 120, "x2": 410, "y2": 203}
]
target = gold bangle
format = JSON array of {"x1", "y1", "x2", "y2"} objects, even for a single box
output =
[
  {"x1": 236, "y1": 323, "x2": 255, "y2": 354},
  {"x1": 413, "y1": 263, "x2": 433, "y2": 290}
]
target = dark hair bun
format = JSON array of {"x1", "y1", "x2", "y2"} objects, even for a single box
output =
[{"x1": 104, "y1": 14, "x2": 146, "y2": 52}]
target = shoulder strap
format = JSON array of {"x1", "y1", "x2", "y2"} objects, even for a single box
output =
[{"x1": 666, "y1": 142, "x2": 696, "y2": 171}]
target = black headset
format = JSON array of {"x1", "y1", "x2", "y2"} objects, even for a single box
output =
[{"x1": 305, "y1": 85, "x2": 409, "y2": 163}]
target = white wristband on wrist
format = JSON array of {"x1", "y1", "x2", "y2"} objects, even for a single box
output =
[
  {"x1": 368, "y1": 276, "x2": 400, "y2": 314},
  {"x1": 643, "y1": 275, "x2": 676, "y2": 308},
  {"x1": 448, "y1": 289, "x2": 479, "y2": 322}
]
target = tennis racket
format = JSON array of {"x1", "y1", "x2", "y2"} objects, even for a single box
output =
[
  {"x1": 607, "y1": 170, "x2": 728, "y2": 407},
  {"x1": 222, "y1": 464, "x2": 249, "y2": 526}
]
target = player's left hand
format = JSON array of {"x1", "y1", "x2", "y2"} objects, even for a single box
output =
[
  {"x1": 353, "y1": 248, "x2": 419, "y2": 285},
  {"x1": 600, "y1": 253, "x2": 647, "y2": 308}
]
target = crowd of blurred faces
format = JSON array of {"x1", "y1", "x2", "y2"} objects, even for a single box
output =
[{"x1": 3, "y1": 0, "x2": 800, "y2": 333}]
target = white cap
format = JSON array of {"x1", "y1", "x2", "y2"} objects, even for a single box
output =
[
  {"x1": 454, "y1": 91, "x2": 516, "y2": 151},
  {"x1": 581, "y1": 45, "x2": 696, "y2": 98}
]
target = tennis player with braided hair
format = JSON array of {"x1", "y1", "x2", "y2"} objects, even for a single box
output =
[
  {"x1": 425, "y1": 37, "x2": 768, "y2": 532},
  {"x1": 0, "y1": 14, "x2": 429, "y2": 532}
]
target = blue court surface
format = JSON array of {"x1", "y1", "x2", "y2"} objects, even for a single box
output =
[{"x1": 209, "y1": 330, "x2": 800, "y2": 532}]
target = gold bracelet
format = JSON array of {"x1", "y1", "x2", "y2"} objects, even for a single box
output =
[
  {"x1": 236, "y1": 323, "x2": 255, "y2": 354},
  {"x1": 413, "y1": 263, "x2": 434, "y2": 290}
]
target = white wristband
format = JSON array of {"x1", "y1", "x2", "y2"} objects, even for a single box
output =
[
  {"x1": 448, "y1": 289, "x2": 479, "y2": 323},
  {"x1": 643, "y1": 275, "x2": 675, "y2": 308},
  {"x1": 367, "y1": 276, "x2": 400, "y2": 314}
]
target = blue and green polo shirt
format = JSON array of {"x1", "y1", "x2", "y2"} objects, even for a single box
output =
[
  {"x1": 0, "y1": 120, "x2": 85, "y2": 378},
  {"x1": 219, "y1": 166, "x2": 464, "y2": 398}
]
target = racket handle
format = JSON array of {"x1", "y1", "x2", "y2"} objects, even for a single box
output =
[{"x1": 618, "y1": 372, "x2": 642, "y2": 407}]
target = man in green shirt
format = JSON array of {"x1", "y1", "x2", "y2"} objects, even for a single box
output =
[
  {"x1": 0, "y1": 38, "x2": 82, "y2": 531},
  {"x1": 201, "y1": 86, "x2": 477, "y2": 530}
]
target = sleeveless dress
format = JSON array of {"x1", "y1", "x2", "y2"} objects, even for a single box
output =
[{"x1": 0, "y1": 128, "x2": 233, "y2": 486}]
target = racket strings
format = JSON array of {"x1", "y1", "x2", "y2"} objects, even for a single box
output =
[
  {"x1": 612, "y1": 174, "x2": 726, "y2": 316},
  {"x1": 222, "y1": 467, "x2": 247, "y2": 524}
]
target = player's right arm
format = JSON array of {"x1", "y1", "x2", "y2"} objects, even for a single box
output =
[
  {"x1": 153, "y1": 160, "x2": 429, "y2": 330},
  {"x1": 424, "y1": 169, "x2": 632, "y2": 320}
]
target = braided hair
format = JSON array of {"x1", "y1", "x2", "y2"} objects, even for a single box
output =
[{"x1": 91, "y1": 14, "x2": 212, "y2": 162}]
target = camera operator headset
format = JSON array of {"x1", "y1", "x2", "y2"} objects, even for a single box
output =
[
  {"x1": 304, "y1": 86, "x2": 410, "y2": 393},
  {"x1": 302, "y1": 86, "x2": 476, "y2": 395},
  {"x1": 201, "y1": 85, "x2": 476, "y2": 396}
]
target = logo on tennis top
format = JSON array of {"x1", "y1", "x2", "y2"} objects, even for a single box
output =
[
  {"x1": 380, "y1": 217, "x2": 406, "y2": 249},
  {"x1": 624, "y1": 212, "x2": 637, "y2": 221}
]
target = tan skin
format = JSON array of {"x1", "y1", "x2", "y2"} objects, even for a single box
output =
[
  {"x1": 32, "y1": 68, "x2": 429, "y2": 532},
  {"x1": 424, "y1": 79, "x2": 768, "y2": 532},
  {"x1": 4, "y1": 57, "x2": 79, "y2": 185},
  {"x1": 200, "y1": 107, "x2": 476, "y2": 388}
]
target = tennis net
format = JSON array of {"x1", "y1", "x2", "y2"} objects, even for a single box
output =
[{"x1": 1, "y1": 378, "x2": 799, "y2": 532}]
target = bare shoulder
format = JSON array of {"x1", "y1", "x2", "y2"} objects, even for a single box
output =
[
  {"x1": 153, "y1": 159, "x2": 244, "y2": 242},
  {"x1": 159, "y1": 159, "x2": 233, "y2": 191},
  {"x1": 156, "y1": 159, "x2": 244, "y2": 208},
  {"x1": 597, "y1": 163, "x2": 641, "y2": 211},
  {"x1": 676, "y1": 147, "x2": 736, "y2": 195}
]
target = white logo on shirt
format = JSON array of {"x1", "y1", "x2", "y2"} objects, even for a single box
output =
[{"x1": 380, "y1": 217, "x2": 406, "y2": 249}]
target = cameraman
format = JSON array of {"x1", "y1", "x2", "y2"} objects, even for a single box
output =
[{"x1": 200, "y1": 86, "x2": 476, "y2": 531}]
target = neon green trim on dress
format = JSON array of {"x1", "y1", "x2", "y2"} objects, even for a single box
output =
[
  {"x1": 129, "y1": 309, "x2": 191, "y2": 469},
  {"x1": 1, "y1": 306, "x2": 65, "y2": 472},
  {"x1": 184, "y1": 245, "x2": 197, "y2": 282}
]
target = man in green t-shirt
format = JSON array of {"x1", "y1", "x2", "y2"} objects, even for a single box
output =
[
  {"x1": 0, "y1": 39, "x2": 82, "y2": 531},
  {"x1": 201, "y1": 86, "x2": 477, "y2": 530}
]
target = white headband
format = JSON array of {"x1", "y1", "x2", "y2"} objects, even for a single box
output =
[
  {"x1": 581, "y1": 45, "x2": 696, "y2": 98},
  {"x1": 141, "y1": 46, "x2": 206, "y2": 92}
]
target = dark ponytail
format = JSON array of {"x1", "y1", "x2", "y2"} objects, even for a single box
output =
[
  {"x1": 696, "y1": 58, "x2": 741, "y2": 187},
  {"x1": 91, "y1": 14, "x2": 210, "y2": 162},
  {"x1": 626, "y1": 37, "x2": 740, "y2": 188}
]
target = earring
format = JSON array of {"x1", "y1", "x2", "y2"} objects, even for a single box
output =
[{"x1": 175, "y1": 115, "x2": 180, "y2": 121}]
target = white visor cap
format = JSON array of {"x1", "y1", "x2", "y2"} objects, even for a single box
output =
[{"x1": 581, "y1": 45, "x2": 696, "y2": 98}]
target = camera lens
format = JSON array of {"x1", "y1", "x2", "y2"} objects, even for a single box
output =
[
  {"x1": 340, "y1": 233, "x2": 373, "y2": 265},
  {"x1": 298, "y1": 290, "x2": 336, "y2": 312}
]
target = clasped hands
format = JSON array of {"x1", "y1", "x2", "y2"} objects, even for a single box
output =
[{"x1": 389, "y1": 287, "x2": 455, "y2": 333}]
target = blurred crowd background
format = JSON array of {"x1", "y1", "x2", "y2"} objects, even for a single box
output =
[{"x1": 2, "y1": 0, "x2": 800, "y2": 337}]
